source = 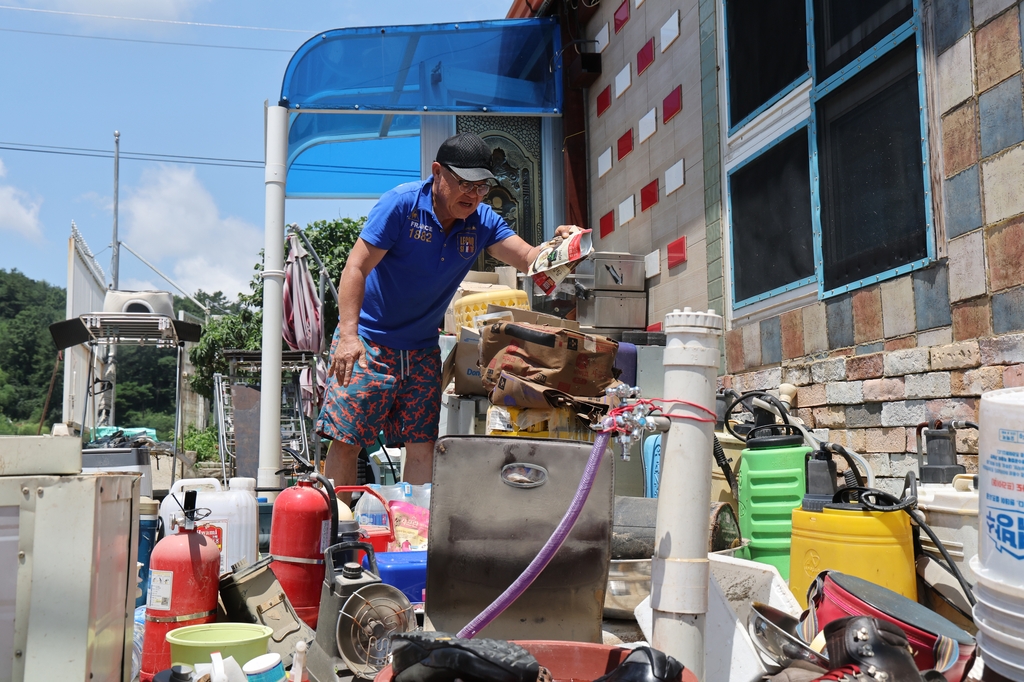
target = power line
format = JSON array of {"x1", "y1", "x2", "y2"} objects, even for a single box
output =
[
  {"x1": 0, "y1": 142, "x2": 420, "y2": 176},
  {"x1": 0, "y1": 4, "x2": 316, "y2": 33},
  {"x1": 0, "y1": 26, "x2": 295, "y2": 53}
]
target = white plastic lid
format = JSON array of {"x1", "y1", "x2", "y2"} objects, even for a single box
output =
[
  {"x1": 242, "y1": 652, "x2": 282, "y2": 674},
  {"x1": 229, "y1": 477, "x2": 256, "y2": 491},
  {"x1": 664, "y1": 307, "x2": 723, "y2": 332}
]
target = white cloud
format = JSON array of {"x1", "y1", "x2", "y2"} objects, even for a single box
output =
[
  {"x1": 123, "y1": 165, "x2": 262, "y2": 299},
  {"x1": 0, "y1": 159, "x2": 44, "y2": 241}
]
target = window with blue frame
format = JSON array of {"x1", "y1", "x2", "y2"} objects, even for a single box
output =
[
  {"x1": 724, "y1": 0, "x2": 809, "y2": 130},
  {"x1": 724, "y1": 0, "x2": 933, "y2": 310},
  {"x1": 816, "y1": 39, "x2": 927, "y2": 292},
  {"x1": 730, "y1": 127, "x2": 815, "y2": 304}
]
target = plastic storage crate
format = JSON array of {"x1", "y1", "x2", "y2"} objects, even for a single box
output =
[{"x1": 452, "y1": 290, "x2": 529, "y2": 329}]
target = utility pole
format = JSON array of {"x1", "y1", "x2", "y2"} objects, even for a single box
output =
[
  {"x1": 111, "y1": 131, "x2": 120, "y2": 288},
  {"x1": 104, "y1": 130, "x2": 121, "y2": 428}
]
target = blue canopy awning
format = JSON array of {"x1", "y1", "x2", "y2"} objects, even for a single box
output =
[{"x1": 280, "y1": 18, "x2": 562, "y2": 199}]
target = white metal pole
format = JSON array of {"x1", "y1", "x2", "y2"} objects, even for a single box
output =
[
  {"x1": 651, "y1": 307, "x2": 723, "y2": 680},
  {"x1": 258, "y1": 105, "x2": 289, "y2": 494}
]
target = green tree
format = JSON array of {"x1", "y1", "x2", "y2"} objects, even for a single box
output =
[
  {"x1": 187, "y1": 217, "x2": 365, "y2": 400},
  {"x1": 0, "y1": 270, "x2": 65, "y2": 428}
]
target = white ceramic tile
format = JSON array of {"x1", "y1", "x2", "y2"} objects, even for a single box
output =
[
  {"x1": 661, "y1": 11, "x2": 680, "y2": 52},
  {"x1": 595, "y1": 23, "x2": 610, "y2": 53},
  {"x1": 665, "y1": 159, "x2": 685, "y2": 194},
  {"x1": 618, "y1": 195, "x2": 636, "y2": 225},
  {"x1": 598, "y1": 147, "x2": 613, "y2": 177},
  {"x1": 615, "y1": 64, "x2": 632, "y2": 98},
  {"x1": 937, "y1": 35, "x2": 974, "y2": 114},
  {"x1": 639, "y1": 108, "x2": 657, "y2": 143},
  {"x1": 645, "y1": 250, "x2": 661, "y2": 278}
]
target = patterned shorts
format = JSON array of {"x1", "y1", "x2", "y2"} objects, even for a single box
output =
[{"x1": 316, "y1": 331, "x2": 441, "y2": 447}]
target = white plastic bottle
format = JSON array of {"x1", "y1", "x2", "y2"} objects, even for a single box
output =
[
  {"x1": 354, "y1": 484, "x2": 388, "y2": 528},
  {"x1": 159, "y1": 478, "x2": 258, "y2": 573}
]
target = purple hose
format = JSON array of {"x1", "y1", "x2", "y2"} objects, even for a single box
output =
[{"x1": 457, "y1": 432, "x2": 612, "y2": 638}]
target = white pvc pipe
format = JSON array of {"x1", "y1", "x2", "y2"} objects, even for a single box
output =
[
  {"x1": 651, "y1": 307, "x2": 723, "y2": 680},
  {"x1": 258, "y1": 105, "x2": 289, "y2": 494}
]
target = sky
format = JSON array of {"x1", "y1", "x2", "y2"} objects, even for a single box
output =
[{"x1": 0, "y1": 0, "x2": 515, "y2": 300}]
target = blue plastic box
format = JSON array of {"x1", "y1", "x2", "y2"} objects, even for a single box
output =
[{"x1": 364, "y1": 550, "x2": 427, "y2": 604}]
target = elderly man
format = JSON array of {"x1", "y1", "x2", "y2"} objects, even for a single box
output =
[{"x1": 316, "y1": 132, "x2": 575, "y2": 487}]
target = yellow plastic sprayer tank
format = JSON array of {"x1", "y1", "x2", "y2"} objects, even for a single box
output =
[
  {"x1": 789, "y1": 504, "x2": 917, "y2": 607},
  {"x1": 738, "y1": 425, "x2": 809, "y2": 580}
]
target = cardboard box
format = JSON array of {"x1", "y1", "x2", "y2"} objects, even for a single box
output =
[
  {"x1": 452, "y1": 326, "x2": 487, "y2": 396},
  {"x1": 486, "y1": 304, "x2": 580, "y2": 331}
]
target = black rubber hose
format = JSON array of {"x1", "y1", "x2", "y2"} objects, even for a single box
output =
[
  {"x1": 722, "y1": 390, "x2": 791, "y2": 442},
  {"x1": 824, "y1": 443, "x2": 866, "y2": 488},
  {"x1": 313, "y1": 473, "x2": 339, "y2": 546},
  {"x1": 713, "y1": 435, "x2": 738, "y2": 500}
]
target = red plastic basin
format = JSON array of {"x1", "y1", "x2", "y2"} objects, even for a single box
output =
[{"x1": 374, "y1": 640, "x2": 700, "y2": 681}]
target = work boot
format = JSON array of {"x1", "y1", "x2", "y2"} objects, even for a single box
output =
[{"x1": 592, "y1": 646, "x2": 685, "y2": 682}]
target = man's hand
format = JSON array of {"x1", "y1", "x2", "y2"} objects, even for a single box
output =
[
  {"x1": 552, "y1": 224, "x2": 577, "y2": 240},
  {"x1": 329, "y1": 335, "x2": 367, "y2": 387}
]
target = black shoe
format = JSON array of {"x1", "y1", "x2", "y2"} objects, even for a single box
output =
[
  {"x1": 818, "y1": 617, "x2": 946, "y2": 682},
  {"x1": 593, "y1": 646, "x2": 685, "y2": 682},
  {"x1": 390, "y1": 631, "x2": 539, "y2": 682}
]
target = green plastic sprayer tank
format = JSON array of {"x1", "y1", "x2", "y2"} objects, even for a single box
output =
[{"x1": 737, "y1": 425, "x2": 809, "y2": 580}]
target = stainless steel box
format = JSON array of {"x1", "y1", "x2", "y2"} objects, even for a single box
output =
[
  {"x1": 576, "y1": 290, "x2": 647, "y2": 329},
  {"x1": 575, "y1": 252, "x2": 645, "y2": 292}
]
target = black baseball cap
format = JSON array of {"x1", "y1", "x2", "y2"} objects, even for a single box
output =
[{"x1": 435, "y1": 133, "x2": 496, "y2": 182}]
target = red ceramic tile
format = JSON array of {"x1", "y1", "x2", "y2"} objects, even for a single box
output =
[
  {"x1": 600, "y1": 210, "x2": 615, "y2": 238},
  {"x1": 614, "y1": 0, "x2": 630, "y2": 33},
  {"x1": 663, "y1": 85, "x2": 682, "y2": 124},
  {"x1": 617, "y1": 129, "x2": 633, "y2": 161},
  {"x1": 637, "y1": 39, "x2": 655, "y2": 76},
  {"x1": 596, "y1": 85, "x2": 611, "y2": 117},
  {"x1": 667, "y1": 236, "x2": 687, "y2": 268},
  {"x1": 641, "y1": 179, "x2": 659, "y2": 211}
]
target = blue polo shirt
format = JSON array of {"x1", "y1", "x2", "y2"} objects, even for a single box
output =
[{"x1": 357, "y1": 178, "x2": 516, "y2": 350}]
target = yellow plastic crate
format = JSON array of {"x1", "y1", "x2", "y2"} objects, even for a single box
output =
[{"x1": 453, "y1": 289, "x2": 529, "y2": 329}]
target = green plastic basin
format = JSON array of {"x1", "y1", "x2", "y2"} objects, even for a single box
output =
[{"x1": 166, "y1": 623, "x2": 273, "y2": 668}]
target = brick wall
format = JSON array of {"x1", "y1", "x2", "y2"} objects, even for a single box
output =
[{"x1": 719, "y1": 2, "x2": 1024, "y2": 494}]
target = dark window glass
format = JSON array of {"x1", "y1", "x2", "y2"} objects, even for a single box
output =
[
  {"x1": 818, "y1": 39, "x2": 927, "y2": 292},
  {"x1": 731, "y1": 129, "x2": 815, "y2": 303},
  {"x1": 726, "y1": 0, "x2": 808, "y2": 128},
  {"x1": 813, "y1": 0, "x2": 913, "y2": 80}
]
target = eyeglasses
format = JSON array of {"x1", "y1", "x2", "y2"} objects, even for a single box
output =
[{"x1": 442, "y1": 165, "x2": 493, "y2": 197}]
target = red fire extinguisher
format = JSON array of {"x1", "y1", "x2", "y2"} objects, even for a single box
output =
[
  {"x1": 140, "y1": 490, "x2": 221, "y2": 682},
  {"x1": 269, "y1": 473, "x2": 338, "y2": 628}
]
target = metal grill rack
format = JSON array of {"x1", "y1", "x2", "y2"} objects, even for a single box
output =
[{"x1": 214, "y1": 349, "x2": 321, "y2": 478}]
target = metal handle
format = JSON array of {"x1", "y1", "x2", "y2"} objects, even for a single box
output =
[{"x1": 323, "y1": 540, "x2": 378, "y2": 580}]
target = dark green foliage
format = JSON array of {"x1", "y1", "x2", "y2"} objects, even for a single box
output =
[
  {"x1": 182, "y1": 423, "x2": 220, "y2": 462},
  {"x1": 0, "y1": 270, "x2": 65, "y2": 429}
]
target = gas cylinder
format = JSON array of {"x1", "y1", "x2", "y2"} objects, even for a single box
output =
[
  {"x1": 270, "y1": 477, "x2": 335, "y2": 628},
  {"x1": 140, "y1": 491, "x2": 221, "y2": 682}
]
